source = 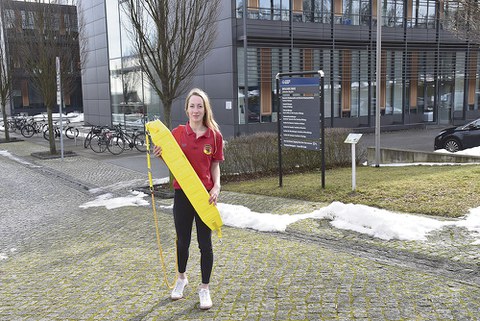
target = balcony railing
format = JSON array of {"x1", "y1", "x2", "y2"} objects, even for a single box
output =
[{"x1": 237, "y1": 6, "x2": 440, "y2": 29}]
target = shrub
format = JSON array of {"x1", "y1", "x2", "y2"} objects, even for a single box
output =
[
  {"x1": 222, "y1": 128, "x2": 366, "y2": 178},
  {"x1": 221, "y1": 132, "x2": 277, "y2": 176}
]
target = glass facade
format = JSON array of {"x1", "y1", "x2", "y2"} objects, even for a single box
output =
[
  {"x1": 81, "y1": 0, "x2": 480, "y2": 133},
  {"x1": 104, "y1": 0, "x2": 160, "y2": 128},
  {"x1": 235, "y1": 0, "x2": 480, "y2": 128},
  {"x1": 238, "y1": 0, "x2": 443, "y2": 27}
]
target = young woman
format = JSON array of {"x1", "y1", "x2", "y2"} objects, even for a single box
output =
[{"x1": 154, "y1": 88, "x2": 223, "y2": 310}]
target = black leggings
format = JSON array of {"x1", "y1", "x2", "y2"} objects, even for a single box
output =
[{"x1": 173, "y1": 189, "x2": 213, "y2": 284}]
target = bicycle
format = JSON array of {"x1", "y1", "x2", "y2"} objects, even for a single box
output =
[
  {"x1": 107, "y1": 124, "x2": 147, "y2": 155},
  {"x1": 20, "y1": 116, "x2": 48, "y2": 138},
  {"x1": 6, "y1": 115, "x2": 28, "y2": 133},
  {"x1": 83, "y1": 125, "x2": 110, "y2": 149},
  {"x1": 89, "y1": 128, "x2": 113, "y2": 153},
  {"x1": 43, "y1": 120, "x2": 79, "y2": 140}
]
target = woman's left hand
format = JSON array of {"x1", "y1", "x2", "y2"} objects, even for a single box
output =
[{"x1": 209, "y1": 185, "x2": 220, "y2": 205}]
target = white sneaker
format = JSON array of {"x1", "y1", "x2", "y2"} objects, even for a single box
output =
[
  {"x1": 199, "y1": 288, "x2": 212, "y2": 310},
  {"x1": 171, "y1": 278, "x2": 188, "y2": 300}
]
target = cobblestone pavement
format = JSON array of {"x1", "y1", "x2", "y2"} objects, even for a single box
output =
[{"x1": 1, "y1": 138, "x2": 479, "y2": 320}]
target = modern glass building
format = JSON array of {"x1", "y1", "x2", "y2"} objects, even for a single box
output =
[{"x1": 81, "y1": 0, "x2": 480, "y2": 138}]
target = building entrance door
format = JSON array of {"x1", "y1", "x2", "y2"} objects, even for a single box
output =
[{"x1": 438, "y1": 84, "x2": 454, "y2": 125}]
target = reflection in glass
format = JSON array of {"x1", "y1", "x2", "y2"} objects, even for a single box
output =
[{"x1": 104, "y1": 0, "x2": 164, "y2": 128}]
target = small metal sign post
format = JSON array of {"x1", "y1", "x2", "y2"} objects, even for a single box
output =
[
  {"x1": 276, "y1": 70, "x2": 325, "y2": 188},
  {"x1": 56, "y1": 57, "x2": 64, "y2": 160},
  {"x1": 344, "y1": 133, "x2": 363, "y2": 191}
]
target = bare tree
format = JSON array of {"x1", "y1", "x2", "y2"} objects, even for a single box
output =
[
  {"x1": 444, "y1": 0, "x2": 480, "y2": 43},
  {"x1": 0, "y1": 4, "x2": 13, "y2": 142},
  {"x1": 6, "y1": 0, "x2": 86, "y2": 154},
  {"x1": 122, "y1": 0, "x2": 221, "y2": 129}
]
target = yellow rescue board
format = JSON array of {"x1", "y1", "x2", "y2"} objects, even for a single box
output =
[{"x1": 145, "y1": 120, "x2": 223, "y2": 237}]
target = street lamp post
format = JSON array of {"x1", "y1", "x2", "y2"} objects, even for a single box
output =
[{"x1": 375, "y1": 0, "x2": 382, "y2": 167}]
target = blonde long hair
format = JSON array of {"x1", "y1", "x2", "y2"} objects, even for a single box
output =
[{"x1": 185, "y1": 88, "x2": 220, "y2": 133}]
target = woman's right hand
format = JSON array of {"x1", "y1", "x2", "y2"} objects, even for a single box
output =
[{"x1": 153, "y1": 145, "x2": 162, "y2": 158}]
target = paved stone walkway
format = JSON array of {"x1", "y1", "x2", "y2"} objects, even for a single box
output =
[{"x1": 0, "y1": 139, "x2": 479, "y2": 320}]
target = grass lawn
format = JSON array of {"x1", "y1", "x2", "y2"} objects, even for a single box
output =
[{"x1": 222, "y1": 164, "x2": 480, "y2": 218}]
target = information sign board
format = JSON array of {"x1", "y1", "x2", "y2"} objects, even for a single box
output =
[
  {"x1": 280, "y1": 77, "x2": 320, "y2": 150},
  {"x1": 344, "y1": 133, "x2": 363, "y2": 144}
]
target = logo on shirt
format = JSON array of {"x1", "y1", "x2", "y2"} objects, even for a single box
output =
[{"x1": 203, "y1": 144, "x2": 212, "y2": 155}]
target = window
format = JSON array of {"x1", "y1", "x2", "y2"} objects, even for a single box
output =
[
  {"x1": 107, "y1": 0, "x2": 122, "y2": 59},
  {"x1": 454, "y1": 52, "x2": 465, "y2": 112},
  {"x1": 4, "y1": 9, "x2": 15, "y2": 29},
  {"x1": 239, "y1": 0, "x2": 331, "y2": 22},
  {"x1": 303, "y1": 0, "x2": 332, "y2": 23},
  {"x1": 332, "y1": 50, "x2": 341, "y2": 117},
  {"x1": 414, "y1": 51, "x2": 436, "y2": 113},
  {"x1": 21, "y1": 10, "x2": 35, "y2": 30},
  {"x1": 63, "y1": 14, "x2": 70, "y2": 33},
  {"x1": 385, "y1": 51, "x2": 403, "y2": 114},
  {"x1": 359, "y1": 0, "x2": 370, "y2": 25},
  {"x1": 259, "y1": 0, "x2": 272, "y2": 19},
  {"x1": 385, "y1": 0, "x2": 403, "y2": 27},
  {"x1": 276, "y1": 0, "x2": 290, "y2": 21},
  {"x1": 358, "y1": 51, "x2": 369, "y2": 117},
  {"x1": 53, "y1": 13, "x2": 60, "y2": 31},
  {"x1": 410, "y1": 0, "x2": 436, "y2": 28},
  {"x1": 442, "y1": 0, "x2": 459, "y2": 26},
  {"x1": 70, "y1": 14, "x2": 78, "y2": 32},
  {"x1": 342, "y1": 0, "x2": 360, "y2": 25}
]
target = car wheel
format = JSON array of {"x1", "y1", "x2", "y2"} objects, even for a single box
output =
[{"x1": 444, "y1": 138, "x2": 461, "y2": 153}]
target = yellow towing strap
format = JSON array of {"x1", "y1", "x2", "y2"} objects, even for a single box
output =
[
  {"x1": 145, "y1": 120, "x2": 223, "y2": 238},
  {"x1": 145, "y1": 132, "x2": 177, "y2": 289}
]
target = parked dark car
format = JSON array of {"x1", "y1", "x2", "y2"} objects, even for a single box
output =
[{"x1": 434, "y1": 118, "x2": 480, "y2": 152}]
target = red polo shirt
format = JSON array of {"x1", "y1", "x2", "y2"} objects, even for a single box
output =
[{"x1": 172, "y1": 122, "x2": 224, "y2": 190}]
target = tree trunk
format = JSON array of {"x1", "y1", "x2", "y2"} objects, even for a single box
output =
[
  {"x1": 163, "y1": 101, "x2": 172, "y2": 130},
  {"x1": 1, "y1": 104, "x2": 10, "y2": 142},
  {"x1": 47, "y1": 105, "x2": 57, "y2": 154}
]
